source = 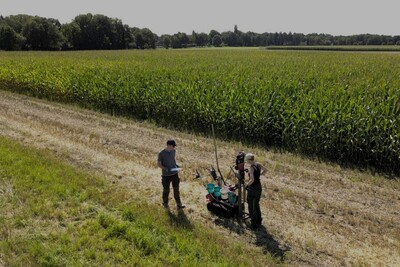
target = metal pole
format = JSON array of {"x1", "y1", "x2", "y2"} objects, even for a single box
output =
[
  {"x1": 211, "y1": 124, "x2": 225, "y2": 185},
  {"x1": 211, "y1": 124, "x2": 219, "y2": 172},
  {"x1": 238, "y1": 181, "x2": 243, "y2": 220}
]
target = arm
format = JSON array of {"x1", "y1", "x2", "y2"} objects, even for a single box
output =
[
  {"x1": 247, "y1": 166, "x2": 255, "y2": 187},
  {"x1": 157, "y1": 160, "x2": 167, "y2": 170},
  {"x1": 157, "y1": 152, "x2": 168, "y2": 171}
]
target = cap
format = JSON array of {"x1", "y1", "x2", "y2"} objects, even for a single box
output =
[{"x1": 167, "y1": 139, "x2": 177, "y2": 147}]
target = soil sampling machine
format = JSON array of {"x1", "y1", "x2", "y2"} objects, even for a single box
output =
[{"x1": 195, "y1": 125, "x2": 249, "y2": 220}]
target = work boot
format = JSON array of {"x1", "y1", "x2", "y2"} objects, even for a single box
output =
[
  {"x1": 163, "y1": 203, "x2": 169, "y2": 209},
  {"x1": 177, "y1": 204, "x2": 186, "y2": 210}
]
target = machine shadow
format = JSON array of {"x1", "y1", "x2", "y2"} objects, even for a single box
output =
[{"x1": 213, "y1": 215, "x2": 290, "y2": 262}]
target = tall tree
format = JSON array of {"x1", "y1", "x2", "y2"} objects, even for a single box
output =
[
  {"x1": 22, "y1": 16, "x2": 64, "y2": 50},
  {"x1": 209, "y1": 29, "x2": 220, "y2": 41},
  {"x1": 131, "y1": 27, "x2": 156, "y2": 49},
  {"x1": 160, "y1": 34, "x2": 172, "y2": 49},
  {"x1": 221, "y1": 31, "x2": 238, "y2": 46},
  {"x1": 212, "y1": 34, "x2": 222, "y2": 47},
  {"x1": 61, "y1": 22, "x2": 81, "y2": 50},
  {"x1": 123, "y1": 24, "x2": 136, "y2": 49},
  {"x1": 176, "y1": 32, "x2": 189, "y2": 48},
  {"x1": 73, "y1": 14, "x2": 94, "y2": 49},
  {"x1": 234, "y1": 25, "x2": 239, "y2": 34},
  {"x1": 171, "y1": 35, "x2": 181, "y2": 48},
  {"x1": 0, "y1": 25, "x2": 20, "y2": 50},
  {"x1": 190, "y1": 30, "x2": 198, "y2": 46},
  {"x1": 141, "y1": 28, "x2": 156, "y2": 49},
  {"x1": 196, "y1": 32, "x2": 209, "y2": 46}
]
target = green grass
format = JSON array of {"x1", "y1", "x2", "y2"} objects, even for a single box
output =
[{"x1": 0, "y1": 136, "x2": 282, "y2": 266}]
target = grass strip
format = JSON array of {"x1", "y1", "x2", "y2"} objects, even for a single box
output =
[{"x1": 0, "y1": 136, "x2": 282, "y2": 266}]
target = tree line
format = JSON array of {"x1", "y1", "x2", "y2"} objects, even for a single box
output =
[{"x1": 1, "y1": 14, "x2": 400, "y2": 51}]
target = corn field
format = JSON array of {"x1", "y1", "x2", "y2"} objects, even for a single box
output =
[{"x1": 0, "y1": 49, "x2": 399, "y2": 174}]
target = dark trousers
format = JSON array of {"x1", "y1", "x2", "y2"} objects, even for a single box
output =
[
  {"x1": 162, "y1": 173, "x2": 182, "y2": 206},
  {"x1": 247, "y1": 184, "x2": 262, "y2": 227}
]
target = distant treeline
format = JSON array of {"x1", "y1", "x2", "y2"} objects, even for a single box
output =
[
  {"x1": 266, "y1": 45, "x2": 400, "y2": 51},
  {"x1": 1, "y1": 14, "x2": 400, "y2": 51}
]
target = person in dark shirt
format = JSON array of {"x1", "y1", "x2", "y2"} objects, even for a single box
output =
[
  {"x1": 245, "y1": 153, "x2": 267, "y2": 230},
  {"x1": 157, "y1": 139, "x2": 185, "y2": 210}
]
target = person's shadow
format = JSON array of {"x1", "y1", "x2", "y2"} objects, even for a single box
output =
[
  {"x1": 166, "y1": 209, "x2": 194, "y2": 230},
  {"x1": 253, "y1": 224, "x2": 290, "y2": 261},
  {"x1": 213, "y1": 215, "x2": 290, "y2": 262}
]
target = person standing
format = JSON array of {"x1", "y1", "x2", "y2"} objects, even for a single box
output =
[
  {"x1": 245, "y1": 153, "x2": 267, "y2": 230},
  {"x1": 157, "y1": 139, "x2": 185, "y2": 210}
]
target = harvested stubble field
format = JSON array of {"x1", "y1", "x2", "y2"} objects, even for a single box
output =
[{"x1": 0, "y1": 90, "x2": 399, "y2": 266}]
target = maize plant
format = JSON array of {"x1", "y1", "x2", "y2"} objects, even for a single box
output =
[{"x1": 0, "y1": 49, "x2": 399, "y2": 174}]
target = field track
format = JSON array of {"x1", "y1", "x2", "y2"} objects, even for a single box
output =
[{"x1": 0, "y1": 90, "x2": 399, "y2": 266}]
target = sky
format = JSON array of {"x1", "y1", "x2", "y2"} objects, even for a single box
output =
[{"x1": 1, "y1": 0, "x2": 399, "y2": 36}]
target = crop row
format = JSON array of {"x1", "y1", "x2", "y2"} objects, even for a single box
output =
[{"x1": 0, "y1": 49, "x2": 399, "y2": 174}]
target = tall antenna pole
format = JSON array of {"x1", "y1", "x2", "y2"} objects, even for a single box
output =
[
  {"x1": 212, "y1": 124, "x2": 219, "y2": 169},
  {"x1": 212, "y1": 124, "x2": 224, "y2": 185}
]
